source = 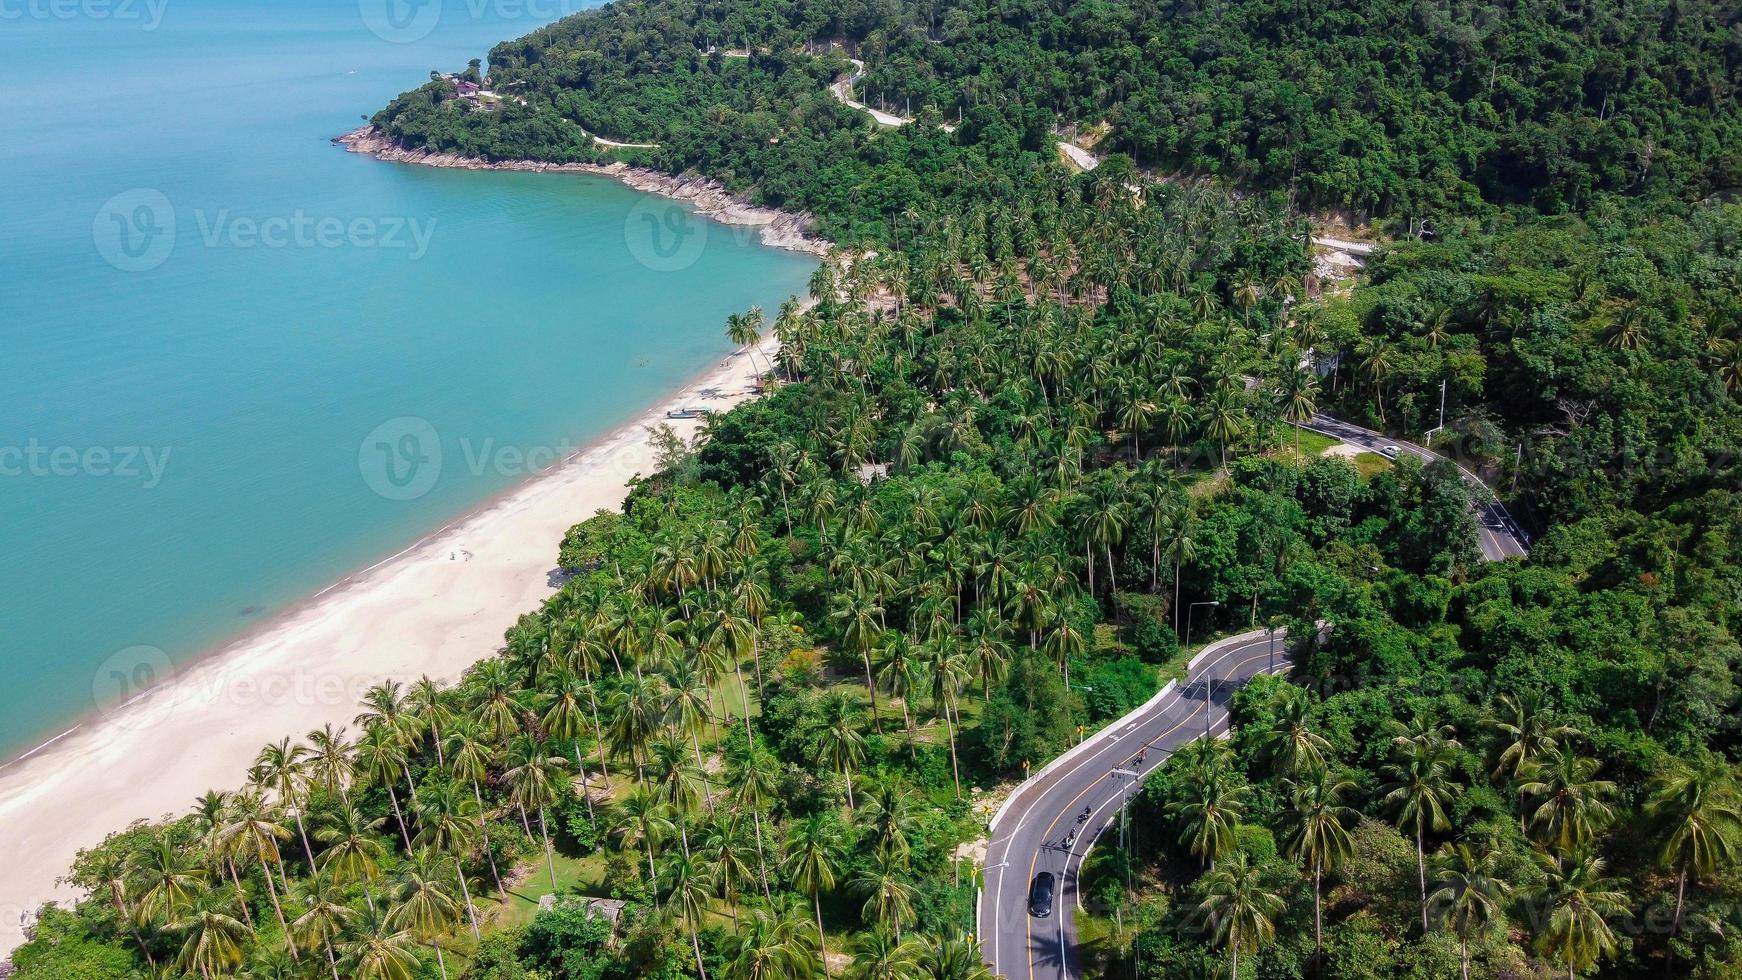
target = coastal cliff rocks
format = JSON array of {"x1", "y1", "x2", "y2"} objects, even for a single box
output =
[{"x1": 335, "y1": 127, "x2": 828, "y2": 256}]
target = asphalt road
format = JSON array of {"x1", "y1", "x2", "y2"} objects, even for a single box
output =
[
  {"x1": 1297, "y1": 413, "x2": 1530, "y2": 561},
  {"x1": 979, "y1": 630, "x2": 1293, "y2": 980},
  {"x1": 977, "y1": 415, "x2": 1531, "y2": 980}
]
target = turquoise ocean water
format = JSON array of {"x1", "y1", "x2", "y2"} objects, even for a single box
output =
[{"x1": 0, "y1": 0, "x2": 816, "y2": 759}]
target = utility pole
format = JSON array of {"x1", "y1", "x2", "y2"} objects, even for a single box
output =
[{"x1": 1511, "y1": 442, "x2": 1523, "y2": 496}]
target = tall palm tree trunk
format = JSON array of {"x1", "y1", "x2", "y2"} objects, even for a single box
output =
[
  {"x1": 456, "y1": 856, "x2": 480, "y2": 939},
  {"x1": 538, "y1": 807, "x2": 558, "y2": 893},
  {"x1": 386, "y1": 784, "x2": 414, "y2": 852},
  {"x1": 751, "y1": 811, "x2": 773, "y2": 901},
  {"x1": 469, "y1": 778, "x2": 508, "y2": 900}
]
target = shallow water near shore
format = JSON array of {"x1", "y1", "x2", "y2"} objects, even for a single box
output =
[{"x1": 0, "y1": 0, "x2": 816, "y2": 759}]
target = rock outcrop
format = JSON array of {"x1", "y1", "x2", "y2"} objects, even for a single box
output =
[{"x1": 334, "y1": 127, "x2": 830, "y2": 256}]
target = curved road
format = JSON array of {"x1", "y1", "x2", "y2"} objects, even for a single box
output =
[
  {"x1": 980, "y1": 417, "x2": 1529, "y2": 979},
  {"x1": 979, "y1": 630, "x2": 1294, "y2": 980},
  {"x1": 1297, "y1": 413, "x2": 1529, "y2": 560}
]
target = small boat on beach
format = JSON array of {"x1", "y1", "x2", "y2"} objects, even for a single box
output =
[{"x1": 665, "y1": 407, "x2": 714, "y2": 420}]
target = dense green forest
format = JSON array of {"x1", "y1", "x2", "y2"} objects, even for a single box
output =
[
  {"x1": 373, "y1": 0, "x2": 1742, "y2": 221},
  {"x1": 16, "y1": 0, "x2": 1742, "y2": 977}
]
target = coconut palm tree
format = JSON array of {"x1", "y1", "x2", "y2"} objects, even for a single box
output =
[
  {"x1": 1645, "y1": 753, "x2": 1742, "y2": 950},
  {"x1": 1283, "y1": 769, "x2": 1356, "y2": 964},
  {"x1": 341, "y1": 908, "x2": 423, "y2": 980},
  {"x1": 1169, "y1": 769, "x2": 1249, "y2": 869},
  {"x1": 501, "y1": 735, "x2": 569, "y2": 894},
  {"x1": 304, "y1": 724, "x2": 356, "y2": 807},
  {"x1": 725, "y1": 904, "x2": 820, "y2": 980},
  {"x1": 728, "y1": 749, "x2": 781, "y2": 899},
  {"x1": 1518, "y1": 744, "x2": 1615, "y2": 857},
  {"x1": 917, "y1": 931, "x2": 994, "y2": 980},
  {"x1": 1527, "y1": 848, "x2": 1629, "y2": 980},
  {"x1": 1428, "y1": 843, "x2": 1510, "y2": 980},
  {"x1": 1381, "y1": 737, "x2": 1462, "y2": 932},
  {"x1": 831, "y1": 590, "x2": 886, "y2": 730},
  {"x1": 606, "y1": 672, "x2": 665, "y2": 780},
  {"x1": 217, "y1": 795, "x2": 300, "y2": 959},
  {"x1": 698, "y1": 816, "x2": 756, "y2": 923},
  {"x1": 411, "y1": 781, "x2": 483, "y2": 936},
  {"x1": 315, "y1": 804, "x2": 388, "y2": 912},
  {"x1": 850, "y1": 927, "x2": 919, "y2": 980},
  {"x1": 615, "y1": 788, "x2": 675, "y2": 897},
  {"x1": 1197, "y1": 852, "x2": 1283, "y2": 980},
  {"x1": 1257, "y1": 685, "x2": 1330, "y2": 778},
  {"x1": 852, "y1": 851, "x2": 918, "y2": 941},
  {"x1": 1484, "y1": 692, "x2": 1577, "y2": 783},
  {"x1": 354, "y1": 724, "x2": 417, "y2": 852},
  {"x1": 170, "y1": 887, "x2": 252, "y2": 980},
  {"x1": 661, "y1": 849, "x2": 715, "y2": 980},
  {"x1": 252, "y1": 738, "x2": 318, "y2": 869},
  {"x1": 442, "y1": 717, "x2": 508, "y2": 899},
  {"x1": 291, "y1": 871, "x2": 359, "y2": 980},
  {"x1": 814, "y1": 692, "x2": 868, "y2": 809},
  {"x1": 129, "y1": 835, "x2": 203, "y2": 936},
  {"x1": 783, "y1": 813, "x2": 845, "y2": 973},
  {"x1": 856, "y1": 781, "x2": 919, "y2": 865},
  {"x1": 389, "y1": 851, "x2": 462, "y2": 980},
  {"x1": 407, "y1": 675, "x2": 453, "y2": 767}
]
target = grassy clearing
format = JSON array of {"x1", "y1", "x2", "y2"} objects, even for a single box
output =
[
  {"x1": 493, "y1": 852, "x2": 612, "y2": 932},
  {"x1": 1352, "y1": 451, "x2": 1393, "y2": 479},
  {"x1": 1291, "y1": 427, "x2": 1339, "y2": 456}
]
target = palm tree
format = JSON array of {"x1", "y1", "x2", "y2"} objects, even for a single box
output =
[
  {"x1": 316, "y1": 804, "x2": 388, "y2": 912},
  {"x1": 1428, "y1": 843, "x2": 1510, "y2": 980},
  {"x1": 355, "y1": 724, "x2": 416, "y2": 852},
  {"x1": 1163, "y1": 512, "x2": 1197, "y2": 632},
  {"x1": 725, "y1": 904, "x2": 820, "y2": 980},
  {"x1": 502, "y1": 736, "x2": 569, "y2": 893},
  {"x1": 304, "y1": 724, "x2": 356, "y2": 806},
  {"x1": 411, "y1": 781, "x2": 483, "y2": 936},
  {"x1": 1168, "y1": 770, "x2": 1248, "y2": 869},
  {"x1": 540, "y1": 669, "x2": 600, "y2": 830},
  {"x1": 661, "y1": 849, "x2": 715, "y2": 980},
  {"x1": 408, "y1": 675, "x2": 453, "y2": 767},
  {"x1": 852, "y1": 851, "x2": 918, "y2": 941},
  {"x1": 219, "y1": 792, "x2": 300, "y2": 959},
  {"x1": 291, "y1": 871, "x2": 359, "y2": 980},
  {"x1": 341, "y1": 908, "x2": 424, "y2": 980},
  {"x1": 1527, "y1": 849, "x2": 1629, "y2": 980},
  {"x1": 129, "y1": 835, "x2": 203, "y2": 935},
  {"x1": 698, "y1": 817, "x2": 756, "y2": 923},
  {"x1": 1518, "y1": 744, "x2": 1615, "y2": 856},
  {"x1": 389, "y1": 851, "x2": 462, "y2": 980},
  {"x1": 77, "y1": 845, "x2": 158, "y2": 967},
  {"x1": 917, "y1": 931, "x2": 995, "y2": 980},
  {"x1": 815, "y1": 692, "x2": 868, "y2": 809},
  {"x1": 850, "y1": 927, "x2": 919, "y2": 980},
  {"x1": 831, "y1": 590, "x2": 886, "y2": 730},
  {"x1": 1484, "y1": 692, "x2": 1576, "y2": 783},
  {"x1": 728, "y1": 750, "x2": 781, "y2": 900},
  {"x1": 1381, "y1": 736, "x2": 1462, "y2": 932},
  {"x1": 1257, "y1": 685, "x2": 1330, "y2": 778},
  {"x1": 1646, "y1": 753, "x2": 1742, "y2": 948},
  {"x1": 922, "y1": 642, "x2": 969, "y2": 797},
  {"x1": 1197, "y1": 852, "x2": 1284, "y2": 980},
  {"x1": 856, "y1": 781, "x2": 919, "y2": 865},
  {"x1": 252, "y1": 738, "x2": 318, "y2": 868},
  {"x1": 1283, "y1": 769, "x2": 1355, "y2": 964},
  {"x1": 615, "y1": 789, "x2": 675, "y2": 896},
  {"x1": 170, "y1": 887, "x2": 252, "y2": 980},
  {"x1": 442, "y1": 718, "x2": 508, "y2": 899},
  {"x1": 606, "y1": 672, "x2": 664, "y2": 780},
  {"x1": 783, "y1": 813, "x2": 845, "y2": 973}
]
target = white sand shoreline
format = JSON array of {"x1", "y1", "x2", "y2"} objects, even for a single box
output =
[{"x1": 0, "y1": 332, "x2": 787, "y2": 959}]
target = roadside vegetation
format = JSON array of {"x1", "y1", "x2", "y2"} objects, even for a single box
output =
[{"x1": 15, "y1": 0, "x2": 1742, "y2": 977}]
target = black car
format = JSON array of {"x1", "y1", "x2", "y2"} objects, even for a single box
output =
[{"x1": 1028, "y1": 871, "x2": 1056, "y2": 918}]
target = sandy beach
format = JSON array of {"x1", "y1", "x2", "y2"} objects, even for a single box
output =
[{"x1": 0, "y1": 334, "x2": 782, "y2": 959}]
